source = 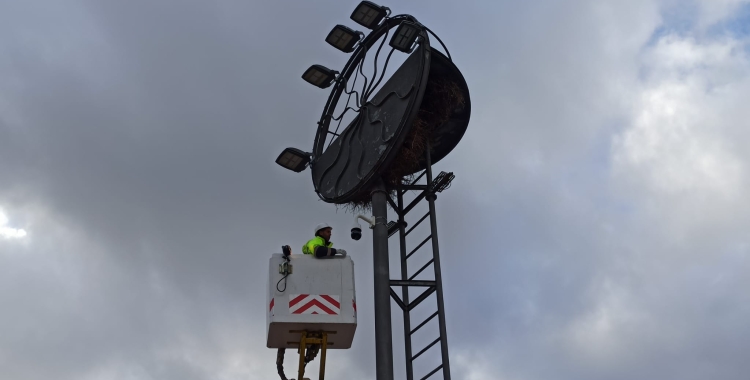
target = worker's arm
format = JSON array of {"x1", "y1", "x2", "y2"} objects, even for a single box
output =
[
  {"x1": 313, "y1": 246, "x2": 337, "y2": 258},
  {"x1": 313, "y1": 246, "x2": 347, "y2": 258}
]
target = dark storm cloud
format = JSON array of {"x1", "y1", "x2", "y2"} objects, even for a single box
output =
[{"x1": 0, "y1": 1, "x2": 353, "y2": 378}]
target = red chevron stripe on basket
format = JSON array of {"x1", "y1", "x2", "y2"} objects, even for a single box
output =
[{"x1": 289, "y1": 294, "x2": 341, "y2": 315}]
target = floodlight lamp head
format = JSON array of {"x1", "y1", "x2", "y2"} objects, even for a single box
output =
[
  {"x1": 302, "y1": 65, "x2": 339, "y2": 89},
  {"x1": 275, "y1": 147, "x2": 312, "y2": 172},
  {"x1": 326, "y1": 25, "x2": 364, "y2": 53},
  {"x1": 389, "y1": 21, "x2": 421, "y2": 53},
  {"x1": 350, "y1": 1, "x2": 390, "y2": 29},
  {"x1": 387, "y1": 221, "x2": 401, "y2": 238}
]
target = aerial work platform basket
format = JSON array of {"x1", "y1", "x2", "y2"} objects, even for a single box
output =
[{"x1": 266, "y1": 253, "x2": 357, "y2": 349}]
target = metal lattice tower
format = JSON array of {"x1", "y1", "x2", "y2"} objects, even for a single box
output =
[{"x1": 387, "y1": 144, "x2": 454, "y2": 380}]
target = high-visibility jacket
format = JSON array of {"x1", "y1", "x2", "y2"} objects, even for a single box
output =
[{"x1": 302, "y1": 236, "x2": 333, "y2": 255}]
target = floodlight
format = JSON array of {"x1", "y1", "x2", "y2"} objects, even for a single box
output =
[
  {"x1": 350, "y1": 1, "x2": 388, "y2": 29},
  {"x1": 386, "y1": 221, "x2": 398, "y2": 237},
  {"x1": 302, "y1": 65, "x2": 338, "y2": 89},
  {"x1": 326, "y1": 25, "x2": 362, "y2": 53},
  {"x1": 430, "y1": 171, "x2": 455, "y2": 193},
  {"x1": 275, "y1": 147, "x2": 311, "y2": 172},
  {"x1": 389, "y1": 22, "x2": 421, "y2": 53}
]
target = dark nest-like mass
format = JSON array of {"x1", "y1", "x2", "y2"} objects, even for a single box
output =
[{"x1": 340, "y1": 76, "x2": 465, "y2": 213}]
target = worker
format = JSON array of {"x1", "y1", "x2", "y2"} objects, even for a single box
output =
[{"x1": 302, "y1": 223, "x2": 347, "y2": 258}]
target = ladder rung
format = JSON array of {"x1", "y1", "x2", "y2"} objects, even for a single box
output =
[
  {"x1": 410, "y1": 170, "x2": 426, "y2": 185},
  {"x1": 405, "y1": 211, "x2": 430, "y2": 237},
  {"x1": 411, "y1": 337, "x2": 440, "y2": 361},
  {"x1": 390, "y1": 288, "x2": 406, "y2": 311},
  {"x1": 410, "y1": 311, "x2": 439, "y2": 335},
  {"x1": 403, "y1": 191, "x2": 428, "y2": 216},
  {"x1": 386, "y1": 195, "x2": 398, "y2": 213},
  {"x1": 420, "y1": 364, "x2": 444, "y2": 380},
  {"x1": 406, "y1": 235, "x2": 432, "y2": 259},
  {"x1": 408, "y1": 286, "x2": 436, "y2": 311},
  {"x1": 409, "y1": 259, "x2": 434, "y2": 280},
  {"x1": 398, "y1": 184, "x2": 428, "y2": 191},
  {"x1": 390, "y1": 280, "x2": 436, "y2": 287}
]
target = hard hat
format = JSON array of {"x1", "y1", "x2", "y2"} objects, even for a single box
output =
[
  {"x1": 314, "y1": 223, "x2": 332, "y2": 236},
  {"x1": 313, "y1": 223, "x2": 333, "y2": 235}
]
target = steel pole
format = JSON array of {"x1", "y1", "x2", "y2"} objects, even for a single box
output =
[
  {"x1": 371, "y1": 180, "x2": 394, "y2": 380},
  {"x1": 425, "y1": 143, "x2": 452, "y2": 379}
]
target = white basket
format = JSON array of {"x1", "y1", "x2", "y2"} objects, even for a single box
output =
[{"x1": 266, "y1": 254, "x2": 357, "y2": 349}]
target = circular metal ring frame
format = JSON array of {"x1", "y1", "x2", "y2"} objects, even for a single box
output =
[{"x1": 311, "y1": 15, "x2": 470, "y2": 204}]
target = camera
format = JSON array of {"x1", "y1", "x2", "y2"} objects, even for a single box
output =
[
  {"x1": 350, "y1": 214, "x2": 374, "y2": 241},
  {"x1": 351, "y1": 227, "x2": 362, "y2": 241}
]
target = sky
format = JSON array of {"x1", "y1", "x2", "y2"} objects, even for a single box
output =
[{"x1": 1, "y1": 0, "x2": 750, "y2": 379}]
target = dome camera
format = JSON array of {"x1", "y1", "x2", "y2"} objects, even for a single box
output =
[
  {"x1": 350, "y1": 214, "x2": 374, "y2": 241},
  {"x1": 351, "y1": 226, "x2": 362, "y2": 241}
]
